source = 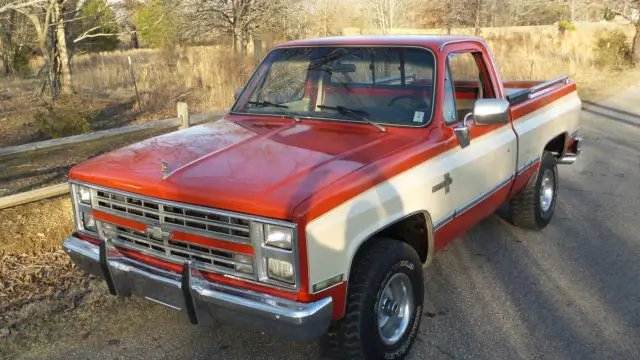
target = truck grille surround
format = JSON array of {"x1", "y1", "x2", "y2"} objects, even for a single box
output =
[
  {"x1": 95, "y1": 190, "x2": 251, "y2": 243},
  {"x1": 88, "y1": 188, "x2": 260, "y2": 280}
]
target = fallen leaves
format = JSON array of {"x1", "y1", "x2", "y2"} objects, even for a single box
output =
[{"x1": 0, "y1": 250, "x2": 86, "y2": 317}]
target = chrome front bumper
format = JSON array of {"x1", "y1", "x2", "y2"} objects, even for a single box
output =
[{"x1": 63, "y1": 236, "x2": 332, "y2": 341}]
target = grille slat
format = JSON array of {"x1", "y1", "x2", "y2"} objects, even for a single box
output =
[
  {"x1": 94, "y1": 190, "x2": 251, "y2": 243},
  {"x1": 111, "y1": 222, "x2": 250, "y2": 276}
]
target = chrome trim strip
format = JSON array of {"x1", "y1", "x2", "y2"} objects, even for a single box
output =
[
  {"x1": 456, "y1": 175, "x2": 513, "y2": 216},
  {"x1": 433, "y1": 174, "x2": 514, "y2": 231},
  {"x1": 433, "y1": 211, "x2": 455, "y2": 231},
  {"x1": 517, "y1": 156, "x2": 541, "y2": 174},
  {"x1": 63, "y1": 236, "x2": 331, "y2": 341}
]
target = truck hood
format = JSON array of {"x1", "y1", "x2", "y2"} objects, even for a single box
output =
[{"x1": 70, "y1": 115, "x2": 417, "y2": 220}]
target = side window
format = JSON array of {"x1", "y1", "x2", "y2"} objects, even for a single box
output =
[
  {"x1": 448, "y1": 52, "x2": 494, "y2": 121},
  {"x1": 443, "y1": 65, "x2": 457, "y2": 125}
]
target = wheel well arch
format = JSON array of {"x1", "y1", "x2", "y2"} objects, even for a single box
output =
[
  {"x1": 346, "y1": 210, "x2": 435, "y2": 282},
  {"x1": 544, "y1": 132, "x2": 569, "y2": 158}
]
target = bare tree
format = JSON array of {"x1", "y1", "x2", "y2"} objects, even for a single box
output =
[
  {"x1": 1, "y1": 0, "x2": 120, "y2": 96},
  {"x1": 185, "y1": 0, "x2": 290, "y2": 54},
  {"x1": 365, "y1": 0, "x2": 412, "y2": 34}
]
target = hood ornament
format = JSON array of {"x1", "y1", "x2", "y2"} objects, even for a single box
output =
[{"x1": 161, "y1": 161, "x2": 169, "y2": 174}]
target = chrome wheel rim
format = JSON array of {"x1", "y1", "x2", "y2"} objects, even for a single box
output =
[
  {"x1": 539, "y1": 169, "x2": 555, "y2": 213},
  {"x1": 377, "y1": 273, "x2": 414, "y2": 346}
]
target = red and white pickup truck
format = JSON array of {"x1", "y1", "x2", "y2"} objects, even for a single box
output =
[{"x1": 64, "y1": 35, "x2": 582, "y2": 359}]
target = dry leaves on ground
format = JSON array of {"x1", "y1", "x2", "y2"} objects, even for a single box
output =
[{"x1": 0, "y1": 250, "x2": 88, "y2": 320}]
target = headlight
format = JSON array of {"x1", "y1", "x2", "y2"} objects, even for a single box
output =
[
  {"x1": 77, "y1": 185, "x2": 92, "y2": 205},
  {"x1": 252, "y1": 222, "x2": 297, "y2": 288},
  {"x1": 71, "y1": 184, "x2": 97, "y2": 235},
  {"x1": 264, "y1": 225, "x2": 293, "y2": 250},
  {"x1": 81, "y1": 212, "x2": 96, "y2": 232},
  {"x1": 266, "y1": 258, "x2": 295, "y2": 283}
]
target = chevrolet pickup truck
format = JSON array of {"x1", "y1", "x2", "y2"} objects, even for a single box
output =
[{"x1": 64, "y1": 35, "x2": 582, "y2": 359}]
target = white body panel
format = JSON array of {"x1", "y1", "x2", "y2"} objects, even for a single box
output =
[
  {"x1": 513, "y1": 92, "x2": 582, "y2": 171},
  {"x1": 305, "y1": 91, "x2": 582, "y2": 290}
]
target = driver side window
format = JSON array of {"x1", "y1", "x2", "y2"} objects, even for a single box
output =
[{"x1": 447, "y1": 52, "x2": 495, "y2": 123}]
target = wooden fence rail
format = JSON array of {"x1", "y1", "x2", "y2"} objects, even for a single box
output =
[
  {"x1": 0, "y1": 107, "x2": 227, "y2": 209},
  {"x1": 0, "y1": 110, "x2": 226, "y2": 160}
]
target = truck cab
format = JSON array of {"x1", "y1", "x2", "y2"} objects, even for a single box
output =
[{"x1": 64, "y1": 35, "x2": 582, "y2": 359}]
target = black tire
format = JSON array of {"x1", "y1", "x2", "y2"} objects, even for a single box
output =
[
  {"x1": 320, "y1": 239, "x2": 424, "y2": 360},
  {"x1": 510, "y1": 151, "x2": 558, "y2": 230}
]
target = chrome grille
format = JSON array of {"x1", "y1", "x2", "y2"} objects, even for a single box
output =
[
  {"x1": 103, "y1": 221, "x2": 253, "y2": 279},
  {"x1": 94, "y1": 190, "x2": 251, "y2": 243}
]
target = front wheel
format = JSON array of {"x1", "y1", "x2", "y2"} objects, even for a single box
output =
[
  {"x1": 510, "y1": 151, "x2": 558, "y2": 230},
  {"x1": 320, "y1": 239, "x2": 424, "y2": 360}
]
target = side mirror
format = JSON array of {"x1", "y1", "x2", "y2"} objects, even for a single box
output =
[
  {"x1": 234, "y1": 87, "x2": 243, "y2": 100},
  {"x1": 473, "y1": 99, "x2": 510, "y2": 125},
  {"x1": 454, "y1": 99, "x2": 510, "y2": 148}
]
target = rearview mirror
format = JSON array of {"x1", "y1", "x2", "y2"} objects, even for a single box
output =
[
  {"x1": 473, "y1": 99, "x2": 510, "y2": 125},
  {"x1": 234, "y1": 87, "x2": 243, "y2": 100}
]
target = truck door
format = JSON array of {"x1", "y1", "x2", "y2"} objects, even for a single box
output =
[{"x1": 436, "y1": 48, "x2": 518, "y2": 242}]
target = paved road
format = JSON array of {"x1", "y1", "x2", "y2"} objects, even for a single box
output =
[{"x1": 19, "y1": 88, "x2": 640, "y2": 360}]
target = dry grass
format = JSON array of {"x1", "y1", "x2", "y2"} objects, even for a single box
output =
[
  {"x1": 0, "y1": 196, "x2": 73, "y2": 256},
  {"x1": 69, "y1": 45, "x2": 255, "y2": 114}
]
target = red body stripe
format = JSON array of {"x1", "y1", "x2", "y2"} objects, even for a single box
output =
[
  {"x1": 434, "y1": 178, "x2": 513, "y2": 251},
  {"x1": 92, "y1": 211, "x2": 146, "y2": 232},
  {"x1": 171, "y1": 231, "x2": 253, "y2": 255}
]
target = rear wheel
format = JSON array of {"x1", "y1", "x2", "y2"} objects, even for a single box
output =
[
  {"x1": 510, "y1": 151, "x2": 558, "y2": 230},
  {"x1": 320, "y1": 239, "x2": 424, "y2": 360}
]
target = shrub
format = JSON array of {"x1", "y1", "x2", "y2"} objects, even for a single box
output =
[
  {"x1": 558, "y1": 20, "x2": 576, "y2": 33},
  {"x1": 594, "y1": 30, "x2": 633, "y2": 70},
  {"x1": 34, "y1": 99, "x2": 92, "y2": 138},
  {"x1": 12, "y1": 46, "x2": 32, "y2": 76}
]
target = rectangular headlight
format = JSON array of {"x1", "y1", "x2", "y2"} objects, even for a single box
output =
[
  {"x1": 264, "y1": 225, "x2": 293, "y2": 250},
  {"x1": 77, "y1": 185, "x2": 92, "y2": 205},
  {"x1": 266, "y1": 258, "x2": 294, "y2": 283},
  {"x1": 81, "y1": 211, "x2": 96, "y2": 232}
]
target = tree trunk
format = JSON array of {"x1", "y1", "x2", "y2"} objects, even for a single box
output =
[
  {"x1": 633, "y1": 21, "x2": 640, "y2": 64},
  {"x1": 475, "y1": 0, "x2": 482, "y2": 35},
  {"x1": 1, "y1": 10, "x2": 16, "y2": 77},
  {"x1": 54, "y1": 0, "x2": 73, "y2": 95}
]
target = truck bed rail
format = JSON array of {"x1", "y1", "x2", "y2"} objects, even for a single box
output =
[{"x1": 506, "y1": 75, "x2": 569, "y2": 105}]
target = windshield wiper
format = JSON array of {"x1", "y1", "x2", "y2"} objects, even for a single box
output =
[
  {"x1": 317, "y1": 105, "x2": 386, "y2": 132},
  {"x1": 247, "y1": 101, "x2": 300, "y2": 122}
]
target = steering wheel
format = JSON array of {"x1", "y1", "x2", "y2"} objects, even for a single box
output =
[{"x1": 387, "y1": 94, "x2": 430, "y2": 110}]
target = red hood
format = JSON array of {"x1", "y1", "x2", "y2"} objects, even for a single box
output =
[{"x1": 70, "y1": 115, "x2": 421, "y2": 220}]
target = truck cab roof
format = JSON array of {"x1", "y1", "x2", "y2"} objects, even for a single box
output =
[{"x1": 277, "y1": 35, "x2": 486, "y2": 50}]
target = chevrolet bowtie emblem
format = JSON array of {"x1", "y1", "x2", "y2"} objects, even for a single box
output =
[
  {"x1": 161, "y1": 161, "x2": 169, "y2": 173},
  {"x1": 146, "y1": 226, "x2": 171, "y2": 241}
]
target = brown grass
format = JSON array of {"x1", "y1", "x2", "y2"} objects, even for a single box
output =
[{"x1": 68, "y1": 45, "x2": 255, "y2": 114}]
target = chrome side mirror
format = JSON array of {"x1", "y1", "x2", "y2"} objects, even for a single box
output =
[
  {"x1": 454, "y1": 113, "x2": 472, "y2": 148},
  {"x1": 473, "y1": 99, "x2": 510, "y2": 125},
  {"x1": 234, "y1": 87, "x2": 243, "y2": 100}
]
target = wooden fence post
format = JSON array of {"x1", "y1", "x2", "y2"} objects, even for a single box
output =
[{"x1": 177, "y1": 102, "x2": 189, "y2": 130}]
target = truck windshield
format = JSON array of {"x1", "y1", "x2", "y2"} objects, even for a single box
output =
[{"x1": 232, "y1": 46, "x2": 436, "y2": 127}]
